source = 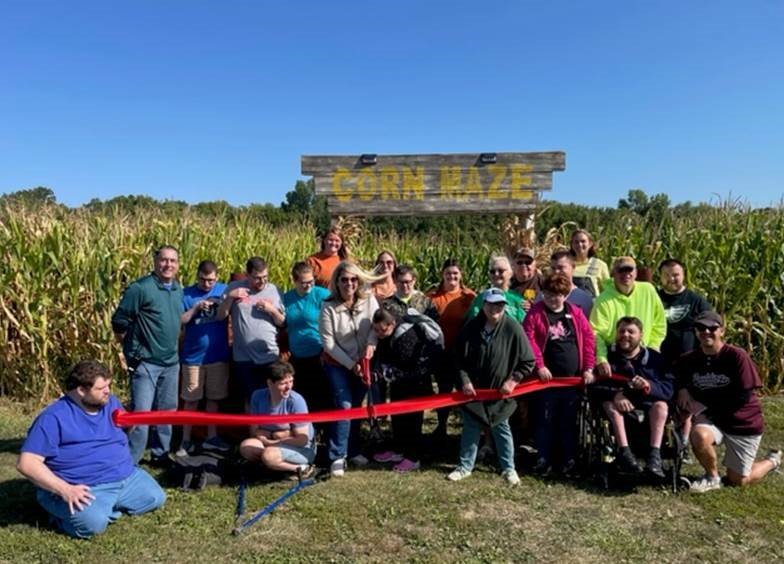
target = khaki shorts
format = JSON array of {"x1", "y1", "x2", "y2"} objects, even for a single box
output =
[
  {"x1": 694, "y1": 416, "x2": 762, "y2": 477},
  {"x1": 181, "y1": 362, "x2": 230, "y2": 401}
]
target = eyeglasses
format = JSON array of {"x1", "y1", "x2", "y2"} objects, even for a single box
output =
[
  {"x1": 489, "y1": 269, "x2": 507, "y2": 275},
  {"x1": 397, "y1": 278, "x2": 415, "y2": 285},
  {"x1": 198, "y1": 276, "x2": 217, "y2": 283},
  {"x1": 339, "y1": 277, "x2": 359, "y2": 284},
  {"x1": 542, "y1": 291, "x2": 565, "y2": 299},
  {"x1": 695, "y1": 324, "x2": 720, "y2": 333},
  {"x1": 298, "y1": 279, "x2": 315, "y2": 286},
  {"x1": 515, "y1": 259, "x2": 534, "y2": 266}
]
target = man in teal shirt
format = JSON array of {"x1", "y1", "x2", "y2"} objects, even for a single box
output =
[{"x1": 112, "y1": 245, "x2": 183, "y2": 464}]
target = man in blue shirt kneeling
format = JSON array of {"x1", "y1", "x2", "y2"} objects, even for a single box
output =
[{"x1": 17, "y1": 360, "x2": 165, "y2": 539}]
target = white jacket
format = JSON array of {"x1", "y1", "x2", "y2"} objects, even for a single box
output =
[{"x1": 319, "y1": 295, "x2": 379, "y2": 370}]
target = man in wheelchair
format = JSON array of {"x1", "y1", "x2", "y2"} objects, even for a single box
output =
[{"x1": 592, "y1": 317, "x2": 674, "y2": 478}]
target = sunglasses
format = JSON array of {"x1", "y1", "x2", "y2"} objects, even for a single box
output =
[
  {"x1": 695, "y1": 324, "x2": 720, "y2": 333},
  {"x1": 515, "y1": 259, "x2": 534, "y2": 266},
  {"x1": 339, "y1": 276, "x2": 358, "y2": 284},
  {"x1": 616, "y1": 266, "x2": 635, "y2": 274}
]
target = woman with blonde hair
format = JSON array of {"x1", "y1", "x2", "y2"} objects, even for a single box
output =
[
  {"x1": 569, "y1": 229, "x2": 610, "y2": 297},
  {"x1": 307, "y1": 226, "x2": 350, "y2": 288},
  {"x1": 319, "y1": 261, "x2": 385, "y2": 477}
]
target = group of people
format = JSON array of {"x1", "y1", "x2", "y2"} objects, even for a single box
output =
[{"x1": 17, "y1": 227, "x2": 781, "y2": 538}]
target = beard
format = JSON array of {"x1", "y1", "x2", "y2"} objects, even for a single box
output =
[
  {"x1": 617, "y1": 339, "x2": 641, "y2": 354},
  {"x1": 81, "y1": 395, "x2": 109, "y2": 410}
]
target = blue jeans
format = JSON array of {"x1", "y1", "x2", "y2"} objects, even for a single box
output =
[
  {"x1": 37, "y1": 467, "x2": 165, "y2": 538},
  {"x1": 325, "y1": 364, "x2": 367, "y2": 461},
  {"x1": 128, "y1": 362, "x2": 179, "y2": 463},
  {"x1": 458, "y1": 408, "x2": 515, "y2": 473},
  {"x1": 279, "y1": 444, "x2": 317, "y2": 465}
]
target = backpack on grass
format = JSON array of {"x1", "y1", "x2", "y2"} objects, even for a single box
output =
[{"x1": 170, "y1": 453, "x2": 225, "y2": 491}]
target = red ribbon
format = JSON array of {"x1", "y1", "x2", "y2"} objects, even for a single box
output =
[{"x1": 112, "y1": 375, "x2": 630, "y2": 428}]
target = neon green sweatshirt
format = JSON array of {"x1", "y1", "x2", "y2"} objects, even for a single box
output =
[{"x1": 590, "y1": 281, "x2": 666, "y2": 363}]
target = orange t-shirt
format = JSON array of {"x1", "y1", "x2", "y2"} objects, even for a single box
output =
[
  {"x1": 307, "y1": 253, "x2": 341, "y2": 288},
  {"x1": 427, "y1": 286, "x2": 477, "y2": 350},
  {"x1": 372, "y1": 278, "x2": 396, "y2": 300}
]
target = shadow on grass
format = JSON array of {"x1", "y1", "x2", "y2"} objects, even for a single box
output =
[
  {"x1": 0, "y1": 478, "x2": 48, "y2": 527},
  {"x1": 0, "y1": 438, "x2": 23, "y2": 454}
]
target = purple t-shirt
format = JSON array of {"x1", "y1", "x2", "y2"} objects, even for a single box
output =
[
  {"x1": 676, "y1": 344, "x2": 764, "y2": 435},
  {"x1": 21, "y1": 395, "x2": 135, "y2": 486}
]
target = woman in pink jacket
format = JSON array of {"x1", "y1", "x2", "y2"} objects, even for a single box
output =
[{"x1": 522, "y1": 273, "x2": 596, "y2": 476}]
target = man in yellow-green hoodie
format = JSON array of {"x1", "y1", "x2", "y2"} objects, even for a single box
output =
[{"x1": 591, "y1": 256, "x2": 666, "y2": 379}]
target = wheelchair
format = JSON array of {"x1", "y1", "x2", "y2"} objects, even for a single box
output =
[{"x1": 577, "y1": 389, "x2": 687, "y2": 492}]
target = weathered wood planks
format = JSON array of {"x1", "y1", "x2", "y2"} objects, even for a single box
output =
[{"x1": 301, "y1": 152, "x2": 565, "y2": 216}]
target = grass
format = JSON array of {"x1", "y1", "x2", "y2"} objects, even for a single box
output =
[{"x1": 1, "y1": 397, "x2": 784, "y2": 563}]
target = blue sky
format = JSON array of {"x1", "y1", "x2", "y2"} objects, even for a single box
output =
[{"x1": 1, "y1": 1, "x2": 782, "y2": 208}]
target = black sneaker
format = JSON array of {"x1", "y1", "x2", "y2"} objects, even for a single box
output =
[
  {"x1": 532, "y1": 458, "x2": 551, "y2": 476},
  {"x1": 561, "y1": 459, "x2": 579, "y2": 479},
  {"x1": 617, "y1": 448, "x2": 642, "y2": 473},
  {"x1": 646, "y1": 450, "x2": 665, "y2": 478}
]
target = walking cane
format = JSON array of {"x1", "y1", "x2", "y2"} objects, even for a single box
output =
[{"x1": 233, "y1": 469, "x2": 316, "y2": 535}]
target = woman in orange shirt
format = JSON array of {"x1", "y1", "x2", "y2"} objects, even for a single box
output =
[
  {"x1": 427, "y1": 259, "x2": 476, "y2": 439},
  {"x1": 307, "y1": 226, "x2": 349, "y2": 288}
]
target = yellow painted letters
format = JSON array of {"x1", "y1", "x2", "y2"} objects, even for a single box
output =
[
  {"x1": 356, "y1": 169, "x2": 377, "y2": 201},
  {"x1": 402, "y1": 166, "x2": 425, "y2": 201},
  {"x1": 378, "y1": 167, "x2": 401, "y2": 200},
  {"x1": 332, "y1": 168, "x2": 353, "y2": 203}
]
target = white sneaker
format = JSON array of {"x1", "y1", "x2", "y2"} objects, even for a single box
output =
[
  {"x1": 447, "y1": 468, "x2": 472, "y2": 482},
  {"x1": 330, "y1": 458, "x2": 346, "y2": 478},
  {"x1": 501, "y1": 468, "x2": 521, "y2": 486},
  {"x1": 175, "y1": 440, "x2": 194, "y2": 458},
  {"x1": 349, "y1": 454, "x2": 369, "y2": 467},
  {"x1": 766, "y1": 449, "x2": 782, "y2": 472},
  {"x1": 689, "y1": 474, "x2": 722, "y2": 493}
]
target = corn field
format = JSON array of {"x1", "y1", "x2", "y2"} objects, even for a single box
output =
[{"x1": 1, "y1": 201, "x2": 783, "y2": 401}]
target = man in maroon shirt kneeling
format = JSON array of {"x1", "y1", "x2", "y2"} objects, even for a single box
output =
[{"x1": 676, "y1": 311, "x2": 781, "y2": 492}]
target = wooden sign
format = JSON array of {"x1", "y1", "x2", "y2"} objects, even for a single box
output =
[{"x1": 301, "y1": 152, "x2": 565, "y2": 216}]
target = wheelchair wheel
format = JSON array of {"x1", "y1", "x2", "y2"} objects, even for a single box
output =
[
  {"x1": 667, "y1": 423, "x2": 686, "y2": 493},
  {"x1": 577, "y1": 396, "x2": 595, "y2": 474}
]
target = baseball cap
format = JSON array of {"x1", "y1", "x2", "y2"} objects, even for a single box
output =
[
  {"x1": 513, "y1": 248, "x2": 535, "y2": 260},
  {"x1": 483, "y1": 288, "x2": 508, "y2": 304},
  {"x1": 612, "y1": 256, "x2": 637, "y2": 271},
  {"x1": 694, "y1": 310, "x2": 723, "y2": 328}
]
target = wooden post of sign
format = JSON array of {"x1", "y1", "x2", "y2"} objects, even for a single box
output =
[{"x1": 301, "y1": 152, "x2": 565, "y2": 217}]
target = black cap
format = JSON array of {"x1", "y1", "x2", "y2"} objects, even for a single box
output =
[{"x1": 694, "y1": 310, "x2": 723, "y2": 328}]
